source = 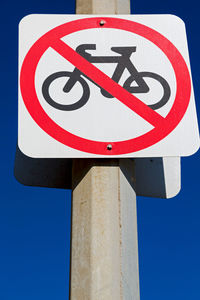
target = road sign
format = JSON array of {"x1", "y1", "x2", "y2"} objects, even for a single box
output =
[{"x1": 18, "y1": 14, "x2": 199, "y2": 158}]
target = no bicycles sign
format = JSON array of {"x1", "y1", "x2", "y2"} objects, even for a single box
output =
[{"x1": 18, "y1": 14, "x2": 199, "y2": 157}]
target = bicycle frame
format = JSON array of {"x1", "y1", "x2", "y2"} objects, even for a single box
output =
[
  {"x1": 63, "y1": 44, "x2": 149, "y2": 95},
  {"x1": 42, "y1": 43, "x2": 171, "y2": 111}
]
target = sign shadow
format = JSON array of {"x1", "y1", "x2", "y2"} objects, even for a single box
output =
[{"x1": 14, "y1": 146, "x2": 180, "y2": 198}]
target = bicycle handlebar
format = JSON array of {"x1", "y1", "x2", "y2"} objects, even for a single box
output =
[
  {"x1": 76, "y1": 44, "x2": 137, "y2": 60},
  {"x1": 76, "y1": 44, "x2": 96, "y2": 59}
]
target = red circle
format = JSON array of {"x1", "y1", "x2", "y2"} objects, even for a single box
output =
[{"x1": 20, "y1": 17, "x2": 191, "y2": 155}]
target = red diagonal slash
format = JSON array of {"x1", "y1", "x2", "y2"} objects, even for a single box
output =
[{"x1": 51, "y1": 39, "x2": 167, "y2": 128}]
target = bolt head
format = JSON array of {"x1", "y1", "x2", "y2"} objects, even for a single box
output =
[
  {"x1": 99, "y1": 20, "x2": 106, "y2": 26},
  {"x1": 107, "y1": 144, "x2": 112, "y2": 150}
]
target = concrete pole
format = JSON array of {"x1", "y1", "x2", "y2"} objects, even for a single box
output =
[
  {"x1": 71, "y1": 1, "x2": 140, "y2": 299},
  {"x1": 76, "y1": 0, "x2": 131, "y2": 14}
]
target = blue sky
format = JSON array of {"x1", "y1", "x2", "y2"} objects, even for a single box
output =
[{"x1": 1, "y1": 0, "x2": 200, "y2": 299}]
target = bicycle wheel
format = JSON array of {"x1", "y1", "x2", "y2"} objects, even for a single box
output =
[
  {"x1": 42, "y1": 71, "x2": 90, "y2": 111},
  {"x1": 123, "y1": 71, "x2": 171, "y2": 110}
]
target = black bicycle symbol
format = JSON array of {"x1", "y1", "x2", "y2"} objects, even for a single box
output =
[{"x1": 42, "y1": 44, "x2": 171, "y2": 111}]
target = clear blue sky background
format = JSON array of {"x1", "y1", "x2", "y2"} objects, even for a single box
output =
[{"x1": 1, "y1": 0, "x2": 200, "y2": 299}]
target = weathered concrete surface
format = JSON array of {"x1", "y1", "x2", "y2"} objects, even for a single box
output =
[
  {"x1": 71, "y1": 159, "x2": 140, "y2": 300},
  {"x1": 76, "y1": 0, "x2": 130, "y2": 14},
  {"x1": 71, "y1": 160, "x2": 121, "y2": 299}
]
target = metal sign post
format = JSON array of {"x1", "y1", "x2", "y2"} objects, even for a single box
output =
[{"x1": 70, "y1": 2, "x2": 140, "y2": 299}]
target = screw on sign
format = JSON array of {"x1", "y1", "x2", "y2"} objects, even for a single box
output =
[{"x1": 18, "y1": 15, "x2": 199, "y2": 158}]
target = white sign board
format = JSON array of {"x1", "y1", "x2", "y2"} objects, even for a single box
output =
[{"x1": 18, "y1": 14, "x2": 199, "y2": 158}]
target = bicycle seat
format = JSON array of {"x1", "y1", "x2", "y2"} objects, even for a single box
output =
[{"x1": 111, "y1": 47, "x2": 136, "y2": 56}]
